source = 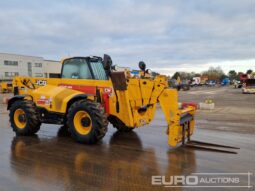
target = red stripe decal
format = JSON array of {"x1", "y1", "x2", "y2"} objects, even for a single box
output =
[{"x1": 58, "y1": 84, "x2": 97, "y2": 94}]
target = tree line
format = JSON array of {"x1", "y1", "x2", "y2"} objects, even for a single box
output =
[{"x1": 171, "y1": 67, "x2": 253, "y2": 81}]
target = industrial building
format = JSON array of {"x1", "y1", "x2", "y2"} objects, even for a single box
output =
[{"x1": 0, "y1": 53, "x2": 61, "y2": 81}]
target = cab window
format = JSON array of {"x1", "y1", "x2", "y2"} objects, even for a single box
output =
[
  {"x1": 90, "y1": 60, "x2": 108, "y2": 80},
  {"x1": 62, "y1": 58, "x2": 92, "y2": 79},
  {"x1": 62, "y1": 57, "x2": 108, "y2": 80}
]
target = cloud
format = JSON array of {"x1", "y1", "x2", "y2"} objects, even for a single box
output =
[{"x1": 0, "y1": 0, "x2": 254, "y2": 75}]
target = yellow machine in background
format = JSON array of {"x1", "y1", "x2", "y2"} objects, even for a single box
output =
[
  {"x1": 8, "y1": 55, "x2": 195, "y2": 147},
  {"x1": 0, "y1": 82, "x2": 13, "y2": 93}
]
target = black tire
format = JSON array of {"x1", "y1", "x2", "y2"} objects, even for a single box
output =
[
  {"x1": 67, "y1": 100, "x2": 108, "y2": 144},
  {"x1": 57, "y1": 125, "x2": 71, "y2": 137},
  {"x1": 108, "y1": 115, "x2": 134, "y2": 132},
  {"x1": 9, "y1": 100, "x2": 41, "y2": 136}
]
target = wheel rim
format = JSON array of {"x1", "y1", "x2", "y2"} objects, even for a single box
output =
[
  {"x1": 14, "y1": 109, "x2": 26, "y2": 129},
  {"x1": 73, "y1": 111, "x2": 92, "y2": 135}
]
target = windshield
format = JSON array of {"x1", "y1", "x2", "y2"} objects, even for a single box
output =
[{"x1": 61, "y1": 58, "x2": 108, "y2": 80}]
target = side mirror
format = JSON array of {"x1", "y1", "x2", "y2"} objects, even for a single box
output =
[
  {"x1": 139, "y1": 61, "x2": 146, "y2": 71},
  {"x1": 103, "y1": 54, "x2": 112, "y2": 70}
]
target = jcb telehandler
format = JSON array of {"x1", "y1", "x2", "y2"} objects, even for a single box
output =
[{"x1": 7, "y1": 55, "x2": 238, "y2": 152}]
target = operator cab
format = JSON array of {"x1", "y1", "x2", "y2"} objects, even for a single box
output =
[{"x1": 61, "y1": 56, "x2": 108, "y2": 80}]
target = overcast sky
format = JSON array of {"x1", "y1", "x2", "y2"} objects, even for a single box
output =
[{"x1": 0, "y1": 0, "x2": 254, "y2": 75}]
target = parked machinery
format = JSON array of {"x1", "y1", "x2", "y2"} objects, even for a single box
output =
[
  {"x1": 0, "y1": 82, "x2": 13, "y2": 93},
  {"x1": 7, "y1": 55, "x2": 239, "y2": 152}
]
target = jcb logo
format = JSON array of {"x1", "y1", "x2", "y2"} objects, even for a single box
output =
[{"x1": 36, "y1": 80, "x2": 47, "y2": 86}]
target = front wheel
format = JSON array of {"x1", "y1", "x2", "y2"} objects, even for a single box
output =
[
  {"x1": 67, "y1": 100, "x2": 108, "y2": 144},
  {"x1": 9, "y1": 100, "x2": 41, "y2": 135}
]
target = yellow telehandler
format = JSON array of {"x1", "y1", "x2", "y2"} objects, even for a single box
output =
[{"x1": 8, "y1": 55, "x2": 238, "y2": 152}]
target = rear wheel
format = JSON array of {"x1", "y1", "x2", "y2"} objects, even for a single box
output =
[
  {"x1": 108, "y1": 115, "x2": 134, "y2": 132},
  {"x1": 67, "y1": 100, "x2": 108, "y2": 144},
  {"x1": 9, "y1": 100, "x2": 41, "y2": 135}
]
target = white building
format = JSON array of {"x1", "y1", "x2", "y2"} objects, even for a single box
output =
[
  {"x1": 0, "y1": 53, "x2": 61, "y2": 81},
  {"x1": 44, "y1": 59, "x2": 62, "y2": 78}
]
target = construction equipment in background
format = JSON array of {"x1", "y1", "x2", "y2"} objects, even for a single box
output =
[
  {"x1": 242, "y1": 79, "x2": 255, "y2": 94},
  {"x1": 168, "y1": 79, "x2": 190, "y2": 91},
  {"x1": 247, "y1": 72, "x2": 255, "y2": 79},
  {"x1": 8, "y1": 55, "x2": 238, "y2": 153},
  {"x1": 240, "y1": 74, "x2": 248, "y2": 85},
  {"x1": 221, "y1": 78, "x2": 230, "y2": 86},
  {"x1": 0, "y1": 82, "x2": 13, "y2": 93},
  {"x1": 191, "y1": 77, "x2": 201, "y2": 86},
  {"x1": 180, "y1": 80, "x2": 190, "y2": 91},
  {"x1": 175, "y1": 76, "x2": 190, "y2": 91},
  {"x1": 240, "y1": 72, "x2": 255, "y2": 93},
  {"x1": 176, "y1": 76, "x2": 181, "y2": 87},
  {"x1": 200, "y1": 76, "x2": 208, "y2": 86},
  {"x1": 233, "y1": 80, "x2": 242, "y2": 88},
  {"x1": 206, "y1": 80, "x2": 217, "y2": 87}
]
